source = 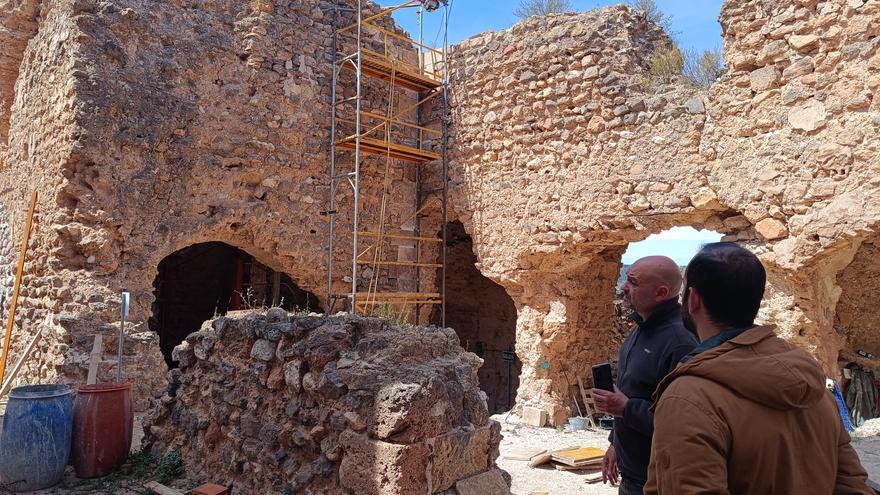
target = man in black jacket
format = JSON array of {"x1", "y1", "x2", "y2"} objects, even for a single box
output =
[{"x1": 593, "y1": 256, "x2": 697, "y2": 495}]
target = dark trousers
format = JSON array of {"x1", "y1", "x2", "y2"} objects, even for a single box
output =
[{"x1": 619, "y1": 477, "x2": 644, "y2": 495}]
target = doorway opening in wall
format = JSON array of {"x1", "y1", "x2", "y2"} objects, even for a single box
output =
[
  {"x1": 615, "y1": 227, "x2": 724, "y2": 345},
  {"x1": 149, "y1": 241, "x2": 322, "y2": 366},
  {"x1": 431, "y1": 221, "x2": 519, "y2": 414}
]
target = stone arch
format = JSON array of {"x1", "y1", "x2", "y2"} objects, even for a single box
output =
[{"x1": 149, "y1": 241, "x2": 322, "y2": 365}]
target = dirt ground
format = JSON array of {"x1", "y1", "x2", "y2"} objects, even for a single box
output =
[
  {"x1": 9, "y1": 412, "x2": 880, "y2": 495},
  {"x1": 493, "y1": 414, "x2": 617, "y2": 495}
]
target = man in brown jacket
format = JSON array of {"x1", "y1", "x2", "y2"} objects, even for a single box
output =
[{"x1": 645, "y1": 242, "x2": 873, "y2": 495}]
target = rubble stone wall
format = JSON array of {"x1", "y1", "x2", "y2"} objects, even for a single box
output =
[
  {"x1": 143, "y1": 310, "x2": 507, "y2": 495},
  {"x1": 448, "y1": 0, "x2": 880, "y2": 418},
  {"x1": 0, "y1": 0, "x2": 441, "y2": 408}
]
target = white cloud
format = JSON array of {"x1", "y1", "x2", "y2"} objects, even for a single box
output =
[{"x1": 647, "y1": 226, "x2": 723, "y2": 242}]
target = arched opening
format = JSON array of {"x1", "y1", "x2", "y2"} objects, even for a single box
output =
[
  {"x1": 433, "y1": 221, "x2": 519, "y2": 414},
  {"x1": 149, "y1": 241, "x2": 321, "y2": 366},
  {"x1": 615, "y1": 226, "x2": 724, "y2": 342}
]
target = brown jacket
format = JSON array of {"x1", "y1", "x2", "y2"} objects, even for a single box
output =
[{"x1": 645, "y1": 325, "x2": 872, "y2": 495}]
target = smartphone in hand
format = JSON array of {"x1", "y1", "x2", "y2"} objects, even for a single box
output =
[{"x1": 592, "y1": 363, "x2": 614, "y2": 391}]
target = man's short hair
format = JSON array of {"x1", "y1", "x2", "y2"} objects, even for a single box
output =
[{"x1": 684, "y1": 242, "x2": 766, "y2": 328}]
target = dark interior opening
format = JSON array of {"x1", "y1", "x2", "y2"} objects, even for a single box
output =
[
  {"x1": 432, "y1": 221, "x2": 519, "y2": 414},
  {"x1": 149, "y1": 241, "x2": 321, "y2": 366}
]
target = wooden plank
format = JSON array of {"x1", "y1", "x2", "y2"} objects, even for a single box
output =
[
  {"x1": 0, "y1": 191, "x2": 37, "y2": 386},
  {"x1": 0, "y1": 322, "x2": 44, "y2": 398},
  {"x1": 551, "y1": 447, "x2": 605, "y2": 466},
  {"x1": 528, "y1": 452, "x2": 552, "y2": 468},
  {"x1": 86, "y1": 334, "x2": 103, "y2": 385},
  {"x1": 356, "y1": 260, "x2": 442, "y2": 268},
  {"x1": 144, "y1": 481, "x2": 185, "y2": 495},
  {"x1": 502, "y1": 447, "x2": 547, "y2": 461},
  {"x1": 354, "y1": 292, "x2": 440, "y2": 299},
  {"x1": 358, "y1": 232, "x2": 443, "y2": 243}
]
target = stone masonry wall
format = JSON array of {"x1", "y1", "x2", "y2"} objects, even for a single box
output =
[
  {"x1": 0, "y1": 0, "x2": 439, "y2": 408},
  {"x1": 448, "y1": 0, "x2": 880, "y2": 419},
  {"x1": 143, "y1": 309, "x2": 508, "y2": 495}
]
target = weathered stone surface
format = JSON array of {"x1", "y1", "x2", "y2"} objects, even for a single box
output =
[
  {"x1": 456, "y1": 469, "x2": 512, "y2": 495},
  {"x1": 789, "y1": 34, "x2": 820, "y2": 51},
  {"x1": 750, "y1": 65, "x2": 780, "y2": 92},
  {"x1": 756, "y1": 218, "x2": 789, "y2": 240},
  {"x1": 430, "y1": 426, "x2": 494, "y2": 492},
  {"x1": 788, "y1": 99, "x2": 827, "y2": 131},
  {"x1": 250, "y1": 339, "x2": 277, "y2": 362},
  {"x1": 143, "y1": 312, "x2": 500, "y2": 494},
  {"x1": 339, "y1": 431, "x2": 429, "y2": 495}
]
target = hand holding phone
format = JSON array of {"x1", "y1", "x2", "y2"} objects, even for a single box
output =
[{"x1": 592, "y1": 363, "x2": 614, "y2": 392}]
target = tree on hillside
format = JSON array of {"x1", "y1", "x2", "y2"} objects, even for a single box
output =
[
  {"x1": 684, "y1": 48, "x2": 725, "y2": 87},
  {"x1": 627, "y1": 0, "x2": 673, "y2": 32},
  {"x1": 514, "y1": 0, "x2": 574, "y2": 19}
]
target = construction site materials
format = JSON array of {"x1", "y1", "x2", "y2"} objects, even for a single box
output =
[
  {"x1": 577, "y1": 375, "x2": 599, "y2": 429},
  {"x1": 144, "y1": 481, "x2": 185, "y2": 495},
  {"x1": 522, "y1": 406, "x2": 548, "y2": 427},
  {"x1": 86, "y1": 334, "x2": 102, "y2": 385},
  {"x1": 71, "y1": 382, "x2": 133, "y2": 478},
  {"x1": 0, "y1": 192, "x2": 37, "y2": 387},
  {"x1": 503, "y1": 447, "x2": 547, "y2": 461},
  {"x1": 327, "y1": 0, "x2": 450, "y2": 323},
  {"x1": 0, "y1": 384, "x2": 72, "y2": 491},
  {"x1": 0, "y1": 317, "x2": 45, "y2": 398},
  {"x1": 550, "y1": 447, "x2": 605, "y2": 467},
  {"x1": 116, "y1": 291, "x2": 130, "y2": 381}
]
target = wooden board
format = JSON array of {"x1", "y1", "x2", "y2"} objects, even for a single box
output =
[
  {"x1": 551, "y1": 447, "x2": 605, "y2": 466},
  {"x1": 528, "y1": 452, "x2": 553, "y2": 468},
  {"x1": 144, "y1": 481, "x2": 185, "y2": 495},
  {"x1": 554, "y1": 462, "x2": 601, "y2": 472},
  {"x1": 86, "y1": 334, "x2": 102, "y2": 385},
  {"x1": 503, "y1": 447, "x2": 547, "y2": 461}
]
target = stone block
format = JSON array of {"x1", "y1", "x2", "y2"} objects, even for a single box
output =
[
  {"x1": 429, "y1": 426, "x2": 493, "y2": 492},
  {"x1": 755, "y1": 218, "x2": 788, "y2": 240},
  {"x1": 455, "y1": 469, "x2": 511, "y2": 495},
  {"x1": 250, "y1": 339, "x2": 277, "y2": 361},
  {"x1": 749, "y1": 65, "x2": 779, "y2": 92},
  {"x1": 521, "y1": 406, "x2": 547, "y2": 427},
  {"x1": 788, "y1": 99, "x2": 826, "y2": 131},
  {"x1": 339, "y1": 431, "x2": 429, "y2": 495}
]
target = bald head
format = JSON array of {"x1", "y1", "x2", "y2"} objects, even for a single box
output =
[
  {"x1": 632, "y1": 256, "x2": 682, "y2": 297},
  {"x1": 622, "y1": 255, "x2": 682, "y2": 319}
]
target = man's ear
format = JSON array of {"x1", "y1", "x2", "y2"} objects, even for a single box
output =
[{"x1": 687, "y1": 287, "x2": 701, "y2": 314}]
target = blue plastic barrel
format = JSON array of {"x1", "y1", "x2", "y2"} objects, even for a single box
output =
[{"x1": 0, "y1": 384, "x2": 73, "y2": 492}]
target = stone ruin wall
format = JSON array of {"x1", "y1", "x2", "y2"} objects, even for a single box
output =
[
  {"x1": 0, "y1": 0, "x2": 879, "y2": 420},
  {"x1": 447, "y1": 0, "x2": 880, "y2": 418},
  {"x1": 143, "y1": 310, "x2": 506, "y2": 495},
  {"x1": 0, "y1": 0, "x2": 443, "y2": 409}
]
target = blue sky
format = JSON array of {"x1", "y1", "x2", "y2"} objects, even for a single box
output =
[
  {"x1": 622, "y1": 227, "x2": 724, "y2": 265},
  {"x1": 376, "y1": 0, "x2": 725, "y2": 53}
]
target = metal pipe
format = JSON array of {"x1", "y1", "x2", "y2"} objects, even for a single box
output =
[
  {"x1": 440, "y1": 1, "x2": 450, "y2": 328},
  {"x1": 327, "y1": 2, "x2": 340, "y2": 309},
  {"x1": 116, "y1": 291, "x2": 130, "y2": 382},
  {"x1": 351, "y1": 0, "x2": 363, "y2": 314}
]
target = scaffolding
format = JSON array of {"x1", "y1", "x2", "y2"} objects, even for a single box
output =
[{"x1": 327, "y1": 0, "x2": 449, "y2": 325}]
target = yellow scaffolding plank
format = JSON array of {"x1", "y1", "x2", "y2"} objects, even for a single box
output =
[
  {"x1": 356, "y1": 259, "x2": 442, "y2": 268},
  {"x1": 337, "y1": 135, "x2": 441, "y2": 162}
]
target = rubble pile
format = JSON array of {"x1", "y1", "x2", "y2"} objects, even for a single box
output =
[{"x1": 143, "y1": 309, "x2": 508, "y2": 494}]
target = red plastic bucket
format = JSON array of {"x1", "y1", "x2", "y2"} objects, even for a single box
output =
[{"x1": 71, "y1": 382, "x2": 133, "y2": 478}]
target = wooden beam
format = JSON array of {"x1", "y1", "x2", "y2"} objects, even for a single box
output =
[
  {"x1": 86, "y1": 334, "x2": 103, "y2": 385},
  {"x1": 0, "y1": 321, "x2": 44, "y2": 398},
  {"x1": 0, "y1": 191, "x2": 37, "y2": 386}
]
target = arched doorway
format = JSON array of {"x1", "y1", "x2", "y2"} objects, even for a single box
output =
[
  {"x1": 149, "y1": 242, "x2": 321, "y2": 366},
  {"x1": 434, "y1": 221, "x2": 519, "y2": 413}
]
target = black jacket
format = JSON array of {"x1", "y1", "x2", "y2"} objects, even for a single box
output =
[{"x1": 610, "y1": 298, "x2": 697, "y2": 486}]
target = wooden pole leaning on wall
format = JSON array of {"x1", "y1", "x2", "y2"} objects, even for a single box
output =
[{"x1": 0, "y1": 191, "x2": 38, "y2": 386}]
